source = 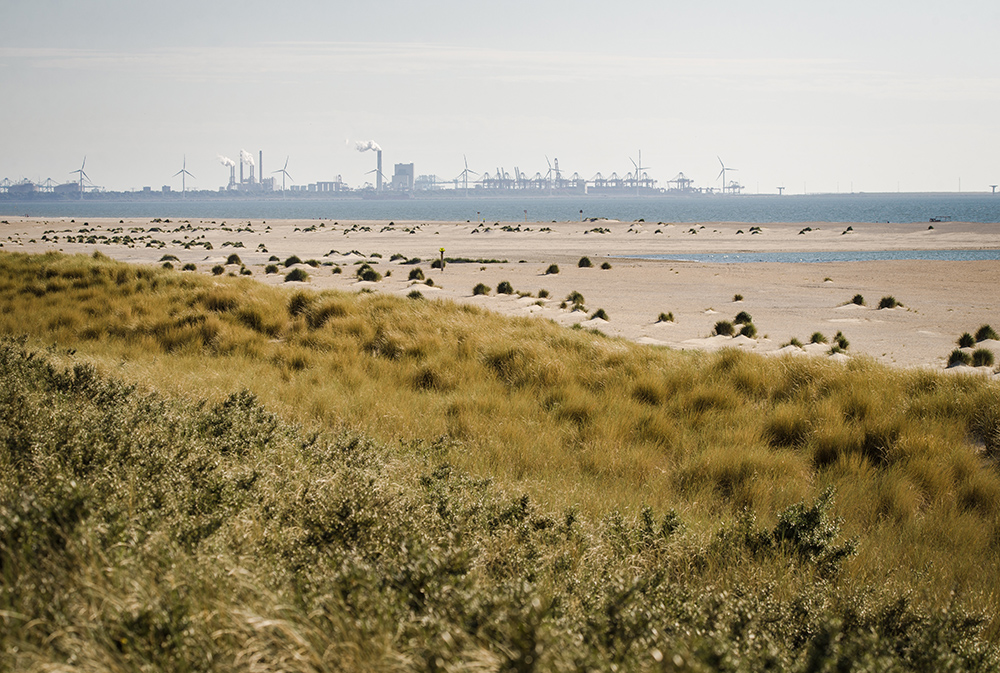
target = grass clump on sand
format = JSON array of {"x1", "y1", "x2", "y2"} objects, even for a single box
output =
[
  {"x1": 496, "y1": 280, "x2": 514, "y2": 295},
  {"x1": 545, "y1": 263, "x2": 559, "y2": 275},
  {"x1": 733, "y1": 293, "x2": 744, "y2": 302},
  {"x1": 408, "y1": 267, "x2": 425, "y2": 281},
  {"x1": 959, "y1": 332, "x2": 976, "y2": 348},
  {"x1": 226, "y1": 253, "x2": 242, "y2": 265},
  {"x1": 590, "y1": 308, "x2": 609, "y2": 321},
  {"x1": 714, "y1": 320, "x2": 735, "y2": 336},
  {"x1": 657, "y1": 312, "x2": 674, "y2": 323},
  {"x1": 284, "y1": 267, "x2": 309, "y2": 282},
  {"x1": 284, "y1": 254, "x2": 302, "y2": 267},
  {"x1": 851, "y1": 293, "x2": 866, "y2": 306},
  {"x1": 578, "y1": 256, "x2": 593, "y2": 268},
  {"x1": 949, "y1": 349, "x2": 973, "y2": 367},
  {"x1": 734, "y1": 310, "x2": 752, "y2": 325},
  {"x1": 211, "y1": 264, "x2": 225, "y2": 276},
  {"x1": 878, "y1": 295, "x2": 900, "y2": 309},
  {"x1": 356, "y1": 264, "x2": 382, "y2": 282},
  {"x1": 811, "y1": 332, "x2": 828, "y2": 344},
  {"x1": 739, "y1": 322, "x2": 757, "y2": 338},
  {"x1": 265, "y1": 264, "x2": 278, "y2": 274},
  {"x1": 3, "y1": 251, "x2": 1000, "y2": 662},
  {"x1": 1, "y1": 341, "x2": 997, "y2": 670},
  {"x1": 472, "y1": 283, "x2": 490, "y2": 296},
  {"x1": 973, "y1": 348, "x2": 995, "y2": 367},
  {"x1": 600, "y1": 261, "x2": 612, "y2": 270},
  {"x1": 976, "y1": 324, "x2": 999, "y2": 342}
]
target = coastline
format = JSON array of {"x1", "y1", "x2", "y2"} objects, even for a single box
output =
[{"x1": 3, "y1": 215, "x2": 999, "y2": 372}]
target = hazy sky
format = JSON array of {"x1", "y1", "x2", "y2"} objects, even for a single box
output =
[{"x1": 2, "y1": 0, "x2": 998, "y2": 194}]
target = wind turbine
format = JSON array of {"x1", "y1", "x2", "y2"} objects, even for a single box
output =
[
  {"x1": 70, "y1": 157, "x2": 90, "y2": 199},
  {"x1": 272, "y1": 156, "x2": 294, "y2": 192},
  {"x1": 454, "y1": 155, "x2": 478, "y2": 195},
  {"x1": 717, "y1": 156, "x2": 737, "y2": 194},
  {"x1": 172, "y1": 156, "x2": 195, "y2": 197},
  {"x1": 630, "y1": 150, "x2": 650, "y2": 195}
]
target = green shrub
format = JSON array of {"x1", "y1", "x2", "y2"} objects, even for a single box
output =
[
  {"x1": 733, "y1": 293, "x2": 744, "y2": 302},
  {"x1": 473, "y1": 283, "x2": 490, "y2": 296},
  {"x1": 538, "y1": 289, "x2": 550, "y2": 299},
  {"x1": 240, "y1": 266, "x2": 252, "y2": 276},
  {"x1": 159, "y1": 254, "x2": 180, "y2": 262},
  {"x1": 949, "y1": 349, "x2": 973, "y2": 367},
  {"x1": 424, "y1": 278, "x2": 434, "y2": 287},
  {"x1": 975, "y1": 324, "x2": 999, "y2": 342},
  {"x1": 408, "y1": 267, "x2": 425, "y2": 281},
  {"x1": 657, "y1": 312, "x2": 674, "y2": 323},
  {"x1": 739, "y1": 322, "x2": 757, "y2": 338},
  {"x1": 545, "y1": 264, "x2": 559, "y2": 275},
  {"x1": 810, "y1": 332, "x2": 827, "y2": 344},
  {"x1": 288, "y1": 291, "x2": 314, "y2": 317},
  {"x1": 265, "y1": 264, "x2": 278, "y2": 274},
  {"x1": 407, "y1": 290, "x2": 424, "y2": 300},
  {"x1": 972, "y1": 348, "x2": 995, "y2": 367},
  {"x1": 714, "y1": 320, "x2": 735, "y2": 337},
  {"x1": 284, "y1": 267, "x2": 309, "y2": 282},
  {"x1": 600, "y1": 261, "x2": 612, "y2": 270},
  {"x1": 226, "y1": 253, "x2": 242, "y2": 265},
  {"x1": 332, "y1": 266, "x2": 342, "y2": 274},
  {"x1": 357, "y1": 265, "x2": 382, "y2": 282},
  {"x1": 161, "y1": 261, "x2": 173, "y2": 270},
  {"x1": 788, "y1": 337, "x2": 804, "y2": 348},
  {"x1": 305, "y1": 259, "x2": 320, "y2": 268},
  {"x1": 497, "y1": 280, "x2": 514, "y2": 295},
  {"x1": 734, "y1": 311, "x2": 752, "y2": 324},
  {"x1": 878, "y1": 296, "x2": 899, "y2": 309},
  {"x1": 269, "y1": 255, "x2": 280, "y2": 261},
  {"x1": 834, "y1": 331, "x2": 849, "y2": 349},
  {"x1": 431, "y1": 259, "x2": 445, "y2": 270},
  {"x1": 566, "y1": 291, "x2": 585, "y2": 308},
  {"x1": 578, "y1": 256, "x2": 593, "y2": 268},
  {"x1": 211, "y1": 265, "x2": 225, "y2": 276},
  {"x1": 284, "y1": 255, "x2": 302, "y2": 267},
  {"x1": 851, "y1": 294, "x2": 865, "y2": 306},
  {"x1": 182, "y1": 263, "x2": 197, "y2": 271},
  {"x1": 958, "y1": 332, "x2": 975, "y2": 348},
  {"x1": 591, "y1": 308, "x2": 609, "y2": 321}
]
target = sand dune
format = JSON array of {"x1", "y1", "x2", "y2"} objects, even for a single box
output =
[{"x1": 3, "y1": 216, "x2": 998, "y2": 373}]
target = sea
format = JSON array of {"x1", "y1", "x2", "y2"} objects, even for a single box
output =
[{"x1": 2, "y1": 193, "x2": 999, "y2": 225}]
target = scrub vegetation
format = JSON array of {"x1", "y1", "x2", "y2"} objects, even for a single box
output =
[{"x1": 2, "y1": 251, "x2": 1000, "y2": 669}]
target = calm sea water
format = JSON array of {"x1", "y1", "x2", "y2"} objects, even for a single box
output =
[
  {"x1": 2, "y1": 193, "x2": 999, "y2": 224},
  {"x1": 635, "y1": 250, "x2": 1000, "y2": 264}
]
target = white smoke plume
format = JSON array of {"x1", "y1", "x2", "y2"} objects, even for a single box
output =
[
  {"x1": 355, "y1": 140, "x2": 382, "y2": 153},
  {"x1": 218, "y1": 155, "x2": 236, "y2": 168},
  {"x1": 240, "y1": 149, "x2": 255, "y2": 166}
]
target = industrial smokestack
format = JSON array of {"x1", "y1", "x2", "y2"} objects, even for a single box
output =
[
  {"x1": 355, "y1": 140, "x2": 381, "y2": 152},
  {"x1": 219, "y1": 155, "x2": 237, "y2": 189},
  {"x1": 259, "y1": 151, "x2": 263, "y2": 186},
  {"x1": 377, "y1": 150, "x2": 382, "y2": 192}
]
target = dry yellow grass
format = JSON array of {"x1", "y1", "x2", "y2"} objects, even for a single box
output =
[{"x1": 2, "y1": 250, "x2": 1000, "y2": 637}]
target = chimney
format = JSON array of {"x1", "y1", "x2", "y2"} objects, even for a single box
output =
[
  {"x1": 259, "y1": 151, "x2": 263, "y2": 184},
  {"x1": 240, "y1": 161, "x2": 244, "y2": 185},
  {"x1": 377, "y1": 150, "x2": 383, "y2": 192},
  {"x1": 250, "y1": 165, "x2": 255, "y2": 185}
]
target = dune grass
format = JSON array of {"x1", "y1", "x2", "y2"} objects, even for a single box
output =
[
  {"x1": 1, "y1": 251, "x2": 1000, "y2": 657},
  {"x1": 3, "y1": 338, "x2": 997, "y2": 670}
]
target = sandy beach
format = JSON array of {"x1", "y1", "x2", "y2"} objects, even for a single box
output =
[{"x1": 3, "y1": 215, "x2": 998, "y2": 372}]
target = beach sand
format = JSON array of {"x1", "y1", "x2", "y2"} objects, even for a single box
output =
[{"x1": 3, "y1": 215, "x2": 998, "y2": 373}]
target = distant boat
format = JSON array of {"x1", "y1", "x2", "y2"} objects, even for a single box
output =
[{"x1": 929, "y1": 215, "x2": 953, "y2": 222}]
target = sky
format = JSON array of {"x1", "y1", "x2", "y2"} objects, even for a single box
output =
[{"x1": 1, "y1": 0, "x2": 998, "y2": 194}]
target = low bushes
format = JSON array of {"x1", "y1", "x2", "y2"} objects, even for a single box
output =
[{"x1": 284, "y1": 268, "x2": 309, "y2": 282}]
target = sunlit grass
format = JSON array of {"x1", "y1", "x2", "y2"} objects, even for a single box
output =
[{"x1": 2, "y1": 250, "x2": 1000, "y2": 646}]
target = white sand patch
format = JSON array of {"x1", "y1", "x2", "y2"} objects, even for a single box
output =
[{"x1": 9, "y1": 215, "x2": 1000, "y2": 371}]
